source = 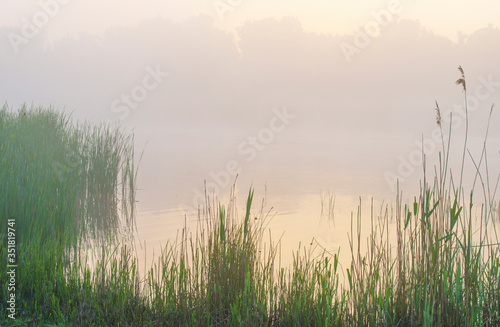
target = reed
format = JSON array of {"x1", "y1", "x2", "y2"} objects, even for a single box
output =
[
  {"x1": 0, "y1": 104, "x2": 136, "y2": 245},
  {"x1": 0, "y1": 104, "x2": 138, "y2": 324},
  {"x1": 345, "y1": 66, "x2": 500, "y2": 326}
]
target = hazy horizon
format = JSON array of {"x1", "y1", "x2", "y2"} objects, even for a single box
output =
[{"x1": 1, "y1": 4, "x2": 499, "y2": 217}]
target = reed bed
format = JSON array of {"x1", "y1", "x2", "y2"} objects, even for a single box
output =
[
  {"x1": 0, "y1": 104, "x2": 138, "y2": 324},
  {"x1": 0, "y1": 104, "x2": 136, "y2": 244},
  {"x1": 1, "y1": 68, "x2": 500, "y2": 326}
]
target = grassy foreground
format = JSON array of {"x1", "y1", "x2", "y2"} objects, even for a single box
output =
[{"x1": 1, "y1": 68, "x2": 500, "y2": 326}]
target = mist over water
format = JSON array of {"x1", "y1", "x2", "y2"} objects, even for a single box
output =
[{"x1": 2, "y1": 15, "x2": 500, "y2": 268}]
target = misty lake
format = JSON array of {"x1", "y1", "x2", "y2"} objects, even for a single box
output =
[
  {"x1": 129, "y1": 124, "x2": 500, "y2": 273},
  {"x1": 4, "y1": 4, "x2": 500, "y2": 323}
]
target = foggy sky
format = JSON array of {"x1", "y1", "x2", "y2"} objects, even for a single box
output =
[{"x1": 1, "y1": 15, "x2": 500, "y2": 211}]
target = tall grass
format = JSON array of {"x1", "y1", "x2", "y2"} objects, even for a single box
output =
[
  {"x1": 0, "y1": 104, "x2": 136, "y2": 245},
  {"x1": 141, "y1": 186, "x2": 346, "y2": 326},
  {"x1": 345, "y1": 67, "x2": 500, "y2": 326},
  {"x1": 0, "y1": 104, "x2": 138, "y2": 324},
  {"x1": 1, "y1": 67, "x2": 500, "y2": 326}
]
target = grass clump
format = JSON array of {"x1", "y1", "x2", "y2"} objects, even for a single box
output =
[
  {"x1": 0, "y1": 104, "x2": 136, "y2": 244},
  {"x1": 141, "y1": 186, "x2": 346, "y2": 326},
  {"x1": 345, "y1": 66, "x2": 500, "y2": 326},
  {"x1": 0, "y1": 104, "x2": 138, "y2": 325}
]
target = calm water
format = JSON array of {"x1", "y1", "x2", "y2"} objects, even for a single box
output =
[{"x1": 129, "y1": 127, "x2": 500, "y2": 273}]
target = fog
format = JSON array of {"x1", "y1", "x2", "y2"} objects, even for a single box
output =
[{"x1": 1, "y1": 14, "x2": 500, "y2": 215}]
